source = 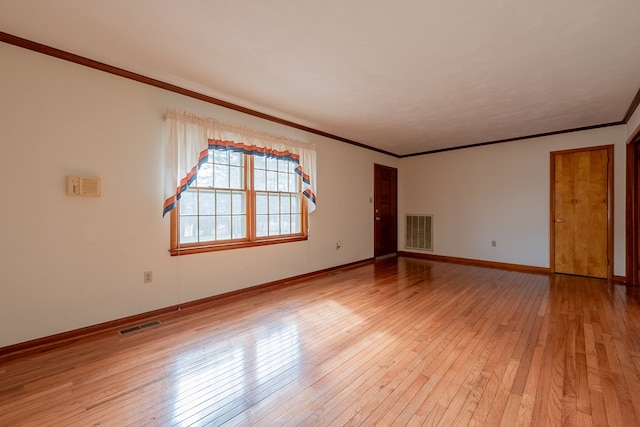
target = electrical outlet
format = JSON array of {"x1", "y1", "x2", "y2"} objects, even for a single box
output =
[
  {"x1": 143, "y1": 271, "x2": 153, "y2": 284},
  {"x1": 491, "y1": 240, "x2": 496, "y2": 247}
]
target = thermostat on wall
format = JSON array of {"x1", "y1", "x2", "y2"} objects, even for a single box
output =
[{"x1": 66, "y1": 176, "x2": 101, "y2": 197}]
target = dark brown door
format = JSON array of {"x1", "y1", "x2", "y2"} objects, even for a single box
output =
[
  {"x1": 636, "y1": 141, "x2": 640, "y2": 283},
  {"x1": 627, "y1": 138, "x2": 640, "y2": 285},
  {"x1": 374, "y1": 164, "x2": 397, "y2": 257},
  {"x1": 551, "y1": 146, "x2": 612, "y2": 279}
]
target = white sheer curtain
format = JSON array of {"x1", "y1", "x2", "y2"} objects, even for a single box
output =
[{"x1": 163, "y1": 110, "x2": 317, "y2": 216}]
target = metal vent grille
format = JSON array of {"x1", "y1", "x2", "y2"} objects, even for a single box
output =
[
  {"x1": 119, "y1": 320, "x2": 161, "y2": 336},
  {"x1": 405, "y1": 215, "x2": 433, "y2": 251}
]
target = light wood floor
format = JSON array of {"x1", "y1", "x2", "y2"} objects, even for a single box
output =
[{"x1": 2, "y1": 258, "x2": 640, "y2": 426}]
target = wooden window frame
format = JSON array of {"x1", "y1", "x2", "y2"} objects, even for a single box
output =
[{"x1": 169, "y1": 153, "x2": 308, "y2": 256}]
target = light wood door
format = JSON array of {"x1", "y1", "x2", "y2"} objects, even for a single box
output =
[
  {"x1": 551, "y1": 146, "x2": 612, "y2": 279},
  {"x1": 374, "y1": 164, "x2": 397, "y2": 257}
]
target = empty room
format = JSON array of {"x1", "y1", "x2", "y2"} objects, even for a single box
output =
[{"x1": 2, "y1": 1, "x2": 640, "y2": 426}]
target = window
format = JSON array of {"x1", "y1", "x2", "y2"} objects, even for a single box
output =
[
  {"x1": 170, "y1": 145, "x2": 307, "y2": 255},
  {"x1": 162, "y1": 111, "x2": 316, "y2": 254}
]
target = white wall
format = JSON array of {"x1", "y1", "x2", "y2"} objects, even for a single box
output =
[
  {"x1": 399, "y1": 126, "x2": 628, "y2": 275},
  {"x1": 0, "y1": 43, "x2": 397, "y2": 348}
]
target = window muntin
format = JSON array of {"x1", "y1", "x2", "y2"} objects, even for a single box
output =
[
  {"x1": 254, "y1": 155, "x2": 302, "y2": 238},
  {"x1": 178, "y1": 189, "x2": 247, "y2": 244},
  {"x1": 177, "y1": 149, "x2": 247, "y2": 245},
  {"x1": 171, "y1": 147, "x2": 306, "y2": 254}
]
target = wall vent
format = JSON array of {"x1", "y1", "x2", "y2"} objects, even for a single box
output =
[
  {"x1": 118, "y1": 320, "x2": 161, "y2": 336},
  {"x1": 405, "y1": 215, "x2": 433, "y2": 251}
]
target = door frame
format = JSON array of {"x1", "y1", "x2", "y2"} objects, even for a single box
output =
[
  {"x1": 549, "y1": 144, "x2": 614, "y2": 279},
  {"x1": 626, "y1": 130, "x2": 640, "y2": 285}
]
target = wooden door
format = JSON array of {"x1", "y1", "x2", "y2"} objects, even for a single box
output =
[
  {"x1": 374, "y1": 164, "x2": 397, "y2": 257},
  {"x1": 636, "y1": 142, "x2": 640, "y2": 283},
  {"x1": 551, "y1": 146, "x2": 612, "y2": 279},
  {"x1": 627, "y1": 138, "x2": 640, "y2": 285}
]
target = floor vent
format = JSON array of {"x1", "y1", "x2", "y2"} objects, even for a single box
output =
[
  {"x1": 405, "y1": 215, "x2": 433, "y2": 251},
  {"x1": 118, "y1": 320, "x2": 161, "y2": 336}
]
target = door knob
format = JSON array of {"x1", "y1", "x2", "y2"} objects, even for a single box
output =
[
  {"x1": 375, "y1": 217, "x2": 381, "y2": 221},
  {"x1": 555, "y1": 219, "x2": 564, "y2": 223}
]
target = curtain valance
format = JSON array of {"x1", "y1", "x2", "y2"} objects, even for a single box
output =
[{"x1": 163, "y1": 110, "x2": 317, "y2": 216}]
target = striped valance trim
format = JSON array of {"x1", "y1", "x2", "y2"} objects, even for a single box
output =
[
  {"x1": 163, "y1": 110, "x2": 316, "y2": 217},
  {"x1": 163, "y1": 139, "x2": 315, "y2": 216}
]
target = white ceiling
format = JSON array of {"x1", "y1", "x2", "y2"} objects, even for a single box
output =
[{"x1": 2, "y1": 0, "x2": 640, "y2": 156}]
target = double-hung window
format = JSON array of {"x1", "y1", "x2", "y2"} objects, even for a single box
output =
[
  {"x1": 170, "y1": 144, "x2": 307, "y2": 255},
  {"x1": 163, "y1": 111, "x2": 316, "y2": 256}
]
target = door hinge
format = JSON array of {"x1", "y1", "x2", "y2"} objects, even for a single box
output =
[{"x1": 606, "y1": 259, "x2": 610, "y2": 266}]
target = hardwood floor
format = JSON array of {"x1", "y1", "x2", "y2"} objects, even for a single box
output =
[{"x1": 1, "y1": 258, "x2": 640, "y2": 426}]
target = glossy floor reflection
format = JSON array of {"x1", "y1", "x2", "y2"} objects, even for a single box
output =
[
  {"x1": 169, "y1": 319, "x2": 303, "y2": 425},
  {"x1": 2, "y1": 258, "x2": 640, "y2": 426}
]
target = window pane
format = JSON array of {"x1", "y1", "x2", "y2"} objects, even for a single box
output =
[
  {"x1": 199, "y1": 216, "x2": 215, "y2": 242},
  {"x1": 268, "y1": 215, "x2": 280, "y2": 235},
  {"x1": 196, "y1": 163, "x2": 213, "y2": 187},
  {"x1": 214, "y1": 164, "x2": 229, "y2": 188},
  {"x1": 180, "y1": 216, "x2": 198, "y2": 244},
  {"x1": 180, "y1": 190, "x2": 198, "y2": 215},
  {"x1": 269, "y1": 194, "x2": 280, "y2": 214},
  {"x1": 229, "y1": 166, "x2": 243, "y2": 189},
  {"x1": 278, "y1": 158, "x2": 289, "y2": 171},
  {"x1": 291, "y1": 214, "x2": 300, "y2": 234},
  {"x1": 256, "y1": 193, "x2": 268, "y2": 214},
  {"x1": 254, "y1": 155, "x2": 265, "y2": 169},
  {"x1": 216, "y1": 191, "x2": 231, "y2": 215},
  {"x1": 199, "y1": 191, "x2": 215, "y2": 215},
  {"x1": 232, "y1": 192, "x2": 245, "y2": 215},
  {"x1": 289, "y1": 173, "x2": 298, "y2": 192},
  {"x1": 278, "y1": 172, "x2": 288, "y2": 192},
  {"x1": 266, "y1": 157, "x2": 278, "y2": 171},
  {"x1": 217, "y1": 216, "x2": 231, "y2": 240},
  {"x1": 266, "y1": 171, "x2": 278, "y2": 191},
  {"x1": 254, "y1": 169, "x2": 266, "y2": 191},
  {"x1": 213, "y1": 149, "x2": 228, "y2": 164},
  {"x1": 281, "y1": 214, "x2": 291, "y2": 234},
  {"x1": 232, "y1": 215, "x2": 246, "y2": 239},
  {"x1": 256, "y1": 214, "x2": 268, "y2": 237},
  {"x1": 280, "y1": 194, "x2": 290, "y2": 213},
  {"x1": 291, "y1": 194, "x2": 301, "y2": 214},
  {"x1": 229, "y1": 151, "x2": 243, "y2": 166}
]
